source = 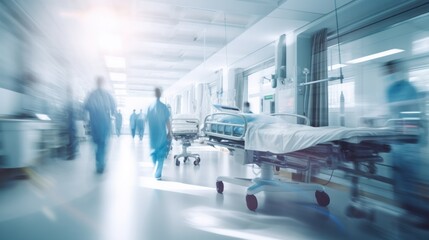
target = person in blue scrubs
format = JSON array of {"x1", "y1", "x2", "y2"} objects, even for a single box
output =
[
  {"x1": 115, "y1": 109, "x2": 123, "y2": 137},
  {"x1": 384, "y1": 60, "x2": 427, "y2": 219},
  {"x1": 146, "y1": 88, "x2": 172, "y2": 180},
  {"x1": 130, "y1": 109, "x2": 137, "y2": 139},
  {"x1": 136, "y1": 109, "x2": 145, "y2": 141},
  {"x1": 84, "y1": 77, "x2": 116, "y2": 174}
]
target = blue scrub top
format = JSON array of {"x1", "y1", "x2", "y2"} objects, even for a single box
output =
[
  {"x1": 84, "y1": 89, "x2": 116, "y2": 143},
  {"x1": 146, "y1": 99, "x2": 170, "y2": 150},
  {"x1": 386, "y1": 80, "x2": 418, "y2": 116}
]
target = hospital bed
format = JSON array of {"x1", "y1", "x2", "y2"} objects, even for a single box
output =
[
  {"x1": 203, "y1": 112, "x2": 419, "y2": 212},
  {"x1": 171, "y1": 115, "x2": 201, "y2": 166}
]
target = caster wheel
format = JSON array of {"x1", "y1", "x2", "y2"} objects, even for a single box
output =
[
  {"x1": 315, "y1": 190, "x2": 330, "y2": 207},
  {"x1": 193, "y1": 157, "x2": 200, "y2": 166},
  {"x1": 175, "y1": 159, "x2": 180, "y2": 166},
  {"x1": 246, "y1": 194, "x2": 258, "y2": 211},
  {"x1": 184, "y1": 157, "x2": 188, "y2": 163},
  {"x1": 275, "y1": 166, "x2": 280, "y2": 171},
  {"x1": 216, "y1": 181, "x2": 224, "y2": 194}
]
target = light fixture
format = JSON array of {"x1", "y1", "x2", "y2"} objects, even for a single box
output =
[
  {"x1": 113, "y1": 83, "x2": 127, "y2": 89},
  {"x1": 328, "y1": 64, "x2": 347, "y2": 71},
  {"x1": 115, "y1": 89, "x2": 127, "y2": 95},
  {"x1": 99, "y1": 35, "x2": 123, "y2": 52},
  {"x1": 105, "y1": 56, "x2": 126, "y2": 69},
  {"x1": 109, "y1": 72, "x2": 127, "y2": 82},
  {"x1": 347, "y1": 49, "x2": 404, "y2": 64}
]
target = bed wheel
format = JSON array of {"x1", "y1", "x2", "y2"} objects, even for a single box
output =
[
  {"x1": 216, "y1": 181, "x2": 224, "y2": 194},
  {"x1": 175, "y1": 159, "x2": 180, "y2": 166},
  {"x1": 315, "y1": 190, "x2": 330, "y2": 207},
  {"x1": 275, "y1": 166, "x2": 280, "y2": 171},
  {"x1": 193, "y1": 157, "x2": 200, "y2": 166},
  {"x1": 246, "y1": 194, "x2": 258, "y2": 211}
]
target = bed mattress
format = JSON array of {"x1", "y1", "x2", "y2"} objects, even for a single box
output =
[{"x1": 244, "y1": 122, "x2": 402, "y2": 154}]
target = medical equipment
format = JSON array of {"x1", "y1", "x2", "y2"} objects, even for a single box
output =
[
  {"x1": 171, "y1": 116, "x2": 201, "y2": 166},
  {"x1": 203, "y1": 112, "x2": 419, "y2": 211}
]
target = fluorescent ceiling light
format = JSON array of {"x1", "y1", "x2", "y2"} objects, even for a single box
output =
[
  {"x1": 99, "y1": 35, "x2": 123, "y2": 52},
  {"x1": 115, "y1": 89, "x2": 127, "y2": 95},
  {"x1": 105, "y1": 56, "x2": 126, "y2": 68},
  {"x1": 328, "y1": 64, "x2": 347, "y2": 71},
  {"x1": 113, "y1": 83, "x2": 127, "y2": 89},
  {"x1": 109, "y1": 72, "x2": 127, "y2": 82},
  {"x1": 347, "y1": 49, "x2": 404, "y2": 64}
]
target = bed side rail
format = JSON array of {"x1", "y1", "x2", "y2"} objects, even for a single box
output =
[
  {"x1": 271, "y1": 113, "x2": 311, "y2": 126},
  {"x1": 203, "y1": 113, "x2": 247, "y2": 141}
]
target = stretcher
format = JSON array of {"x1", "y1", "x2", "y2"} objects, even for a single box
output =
[
  {"x1": 171, "y1": 115, "x2": 201, "y2": 166},
  {"x1": 203, "y1": 112, "x2": 419, "y2": 212}
]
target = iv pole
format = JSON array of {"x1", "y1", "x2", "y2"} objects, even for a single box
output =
[{"x1": 299, "y1": 0, "x2": 345, "y2": 126}]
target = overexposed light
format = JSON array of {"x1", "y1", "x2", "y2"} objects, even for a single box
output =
[
  {"x1": 99, "y1": 35, "x2": 123, "y2": 52},
  {"x1": 113, "y1": 83, "x2": 127, "y2": 89},
  {"x1": 347, "y1": 49, "x2": 404, "y2": 64},
  {"x1": 328, "y1": 64, "x2": 347, "y2": 71},
  {"x1": 86, "y1": 9, "x2": 124, "y2": 34},
  {"x1": 139, "y1": 177, "x2": 213, "y2": 196},
  {"x1": 115, "y1": 89, "x2": 128, "y2": 95},
  {"x1": 109, "y1": 72, "x2": 127, "y2": 82},
  {"x1": 412, "y1": 37, "x2": 429, "y2": 55},
  {"x1": 105, "y1": 56, "x2": 126, "y2": 69}
]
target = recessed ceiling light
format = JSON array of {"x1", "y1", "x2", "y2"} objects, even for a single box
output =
[
  {"x1": 113, "y1": 83, "x2": 127, "y2": 89},
  {"x1": 105, "y1": 56, "x2": 126, "y2": 68},
  {"x1": 115, "y1": 89, "x2": 127, "y2": 95},
  {"x1": 347, "y1": 49, "x2": 404, "y2": 64},
  {"x1": 328, "y1": 64, "x2": 347, "y2": 71},
  {"x1": 109, "y1": 72, "x2": 127, "y2": 82}
]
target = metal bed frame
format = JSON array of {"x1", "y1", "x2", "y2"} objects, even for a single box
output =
[
  {"x1": 203, "y1": 113, "x2": 419, "y2": 213},
  {"x1": 171, "y1": 118, "x2": 201, "y2": 166}
]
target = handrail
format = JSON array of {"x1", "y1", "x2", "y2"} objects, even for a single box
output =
[
  {"x1": 203, "y1": 112, "x2": 247, "y2": 141},
  {"x1": 271, "y1": 113, "x2": 311, "y2": 126}
]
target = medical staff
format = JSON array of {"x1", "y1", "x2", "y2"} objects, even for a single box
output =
[
  {"x1": 115, "y1": 109, "x2": 122, "y2": 137},
  {"x1": 136, "y1": 109, "x2": 145, "y2": 141},
  {"x1": 84, "y1": 76, "x2": 116, "y2": 174},
  {"x1": 130, "y1": 109, "x2": 137, "y2": 139},
  {"x1": 384, "y1": 60, "x2": 427, "y2": 220},
  {"x1": 243, "y1": 101, "x2": 253, "y2": 113},
  {"x1": 146, "y1": 88, "x2": 172, "y2": 180}
]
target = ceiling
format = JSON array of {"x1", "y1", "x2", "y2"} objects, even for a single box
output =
[{"x1": 5, "y1": 0, "x2": 426, "y2": 103}]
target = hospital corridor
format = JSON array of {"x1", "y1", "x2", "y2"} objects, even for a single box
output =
[{"x1": 1, "y1": 0, "x2": 429, "y2": 240}]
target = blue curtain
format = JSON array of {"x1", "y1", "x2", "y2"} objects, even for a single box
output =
[{"x1": 305, "y1": 28, "x2": 328, "y2": 127}]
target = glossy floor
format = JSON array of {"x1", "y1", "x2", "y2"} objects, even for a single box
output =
[{"x1": 0, "y1": 136, "x2": 427, "y2": 240}]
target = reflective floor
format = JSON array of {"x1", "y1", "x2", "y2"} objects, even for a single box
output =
[{"x1": 0, "y1": 136, "x2": 428, "y2": 240}]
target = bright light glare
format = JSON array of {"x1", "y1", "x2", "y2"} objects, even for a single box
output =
[
  {"x1": 347, "y1": 49, "x2": 404, "y2": 64},
  {"x1": 105, "y1": 56, "x2": 126, "y2": 69},
  {"x1": 99, "y1": 35, "x2": 123, "y2": 52},
  {"x1": 86, "y1": 9, "x2": 123, "y2": 34},
  {"x1": 113, "y1": 84, "x2": 127, "y2": 89},
  {"x1": 139, "y1": 177, "x2": 213, "y2": 196},
  {"x1": 115, "y1": 89, "x2": 128, "y2": 95},
  {"x1": 328, "y1": 64, "x2": 347, "y2": 71},
  {"x1": 109, "y1": 72, "x2": 127, "y2": 82}
]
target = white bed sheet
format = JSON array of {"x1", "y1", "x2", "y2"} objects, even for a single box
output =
[{"x1": 244, "y1": 122, "x2": 399, "y2": 154}]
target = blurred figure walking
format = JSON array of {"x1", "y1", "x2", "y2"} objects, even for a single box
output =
[
  {"x1": 136, "y1": 109, "x2": 145, "y2": 141},
  {"x1": 115, "y1": 109, "x2": 122, "y2": 137},
  {"x1": 130, "y1": 109, "x2": 137, "y2": 139},
  {"x1": 146, "y1": 88, "x2": 172, "y2": 180},
  {"x1": 84, "y1": 77, "x2": 116, "y2": 174}
]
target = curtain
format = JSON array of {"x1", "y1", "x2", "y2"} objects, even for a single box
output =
[{"x1": 305, "y1": 28, "x2": 328, "y2": 127}]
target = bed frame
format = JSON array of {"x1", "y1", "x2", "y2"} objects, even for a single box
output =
[
  {"x1": 171, "y1": 118, "x2": 201, "y2": 166},
  {"x1": 203, "y1": 112, "x2": 419, "y2": 216}
]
